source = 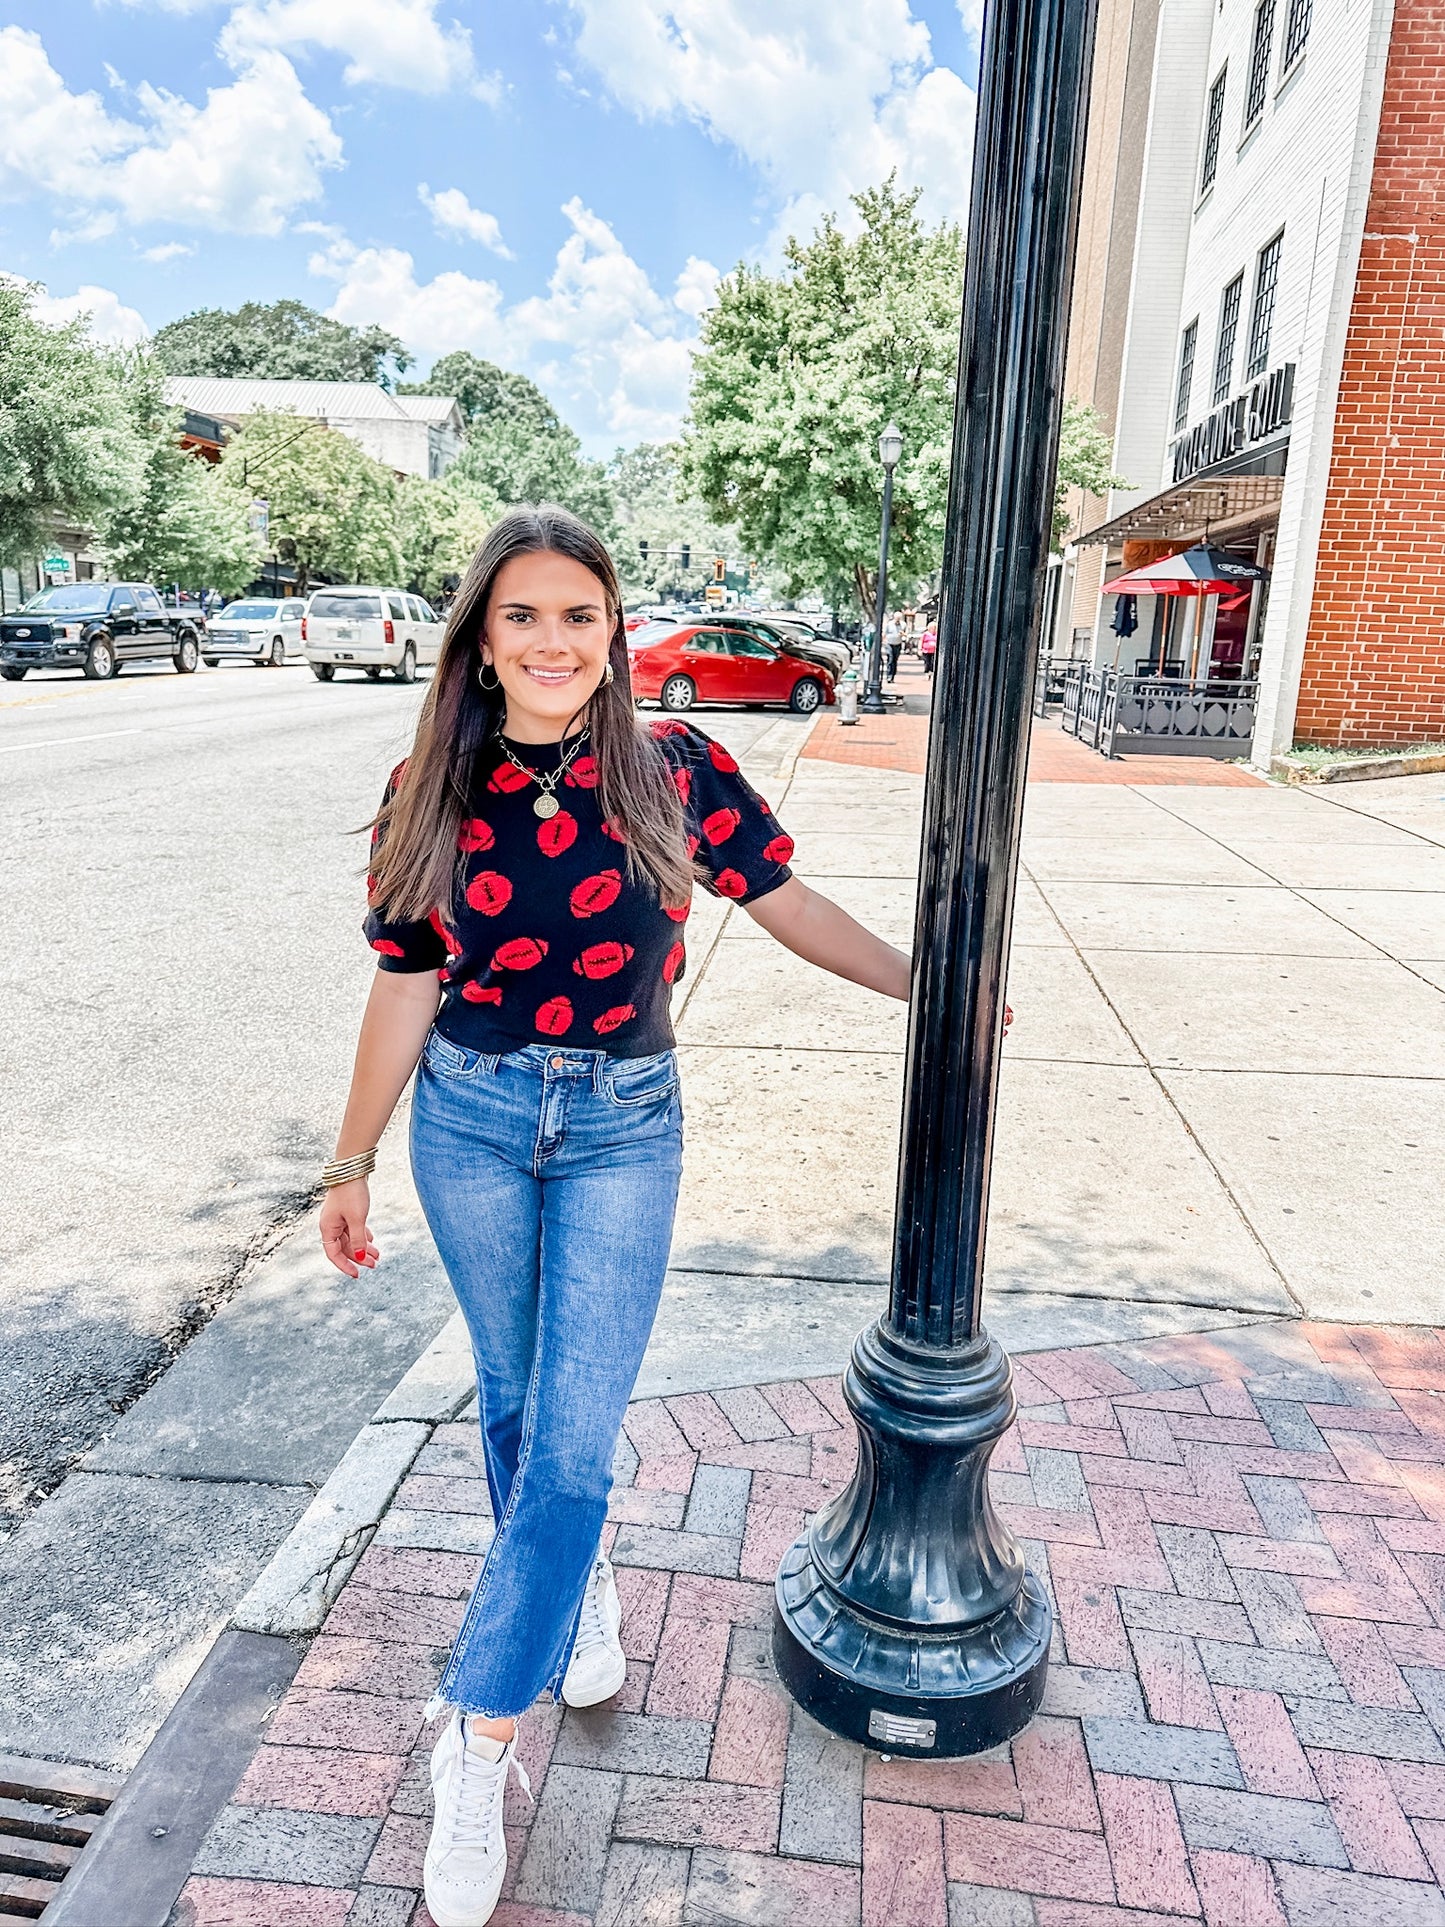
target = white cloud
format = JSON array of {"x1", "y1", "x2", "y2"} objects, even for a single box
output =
[
  {"x1": 673, "y1": 255, "x2": 720, "y2": 319},
  {"x1": 141, "y1": 240, "x2": 195, "y2": 262},
  {"x1": 419, "y1": 184, "x2": 513, "y2": 258},
  {"x1": 5, "y1": 274, "x2": 151, "y2": 346},
  {"x1": 220, "y1": 0, "x2": 495, "y2": 97},
  {"x1": 311, "y1": 201, "x2": 703, "y2": 447},
  {"x1": 957, "y1": 0, "x2": 986, "y2": 39},
  {"x1": 0, "y1": 27, "x2": 342, "y2": 236},
  {"x1": 563, "y1": 0, "x2": 975, "y2": 240}
]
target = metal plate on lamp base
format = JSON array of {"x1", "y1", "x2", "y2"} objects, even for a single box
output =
[{"x1": 771, "y1": 1320, "x2": 1052, "y2": 1758}]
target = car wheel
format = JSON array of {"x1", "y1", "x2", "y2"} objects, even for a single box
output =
[
  {"x1": 789, "y1": 677, "x2": 823, "y2": 714},
  {"x1": 660, "y1": 674, "x2": 695, "y2": 712},
  {"x1": 84, "y1": 635, "x2": 116, "y2": 680},
  {"x1": 269, "y1": 637, "x2": 286, "y2": 667},
  {"x1": 311, "y1": 662, "x2": 335, "y2": 681},
  {"x1": 174, "y1": 634, "x2": 199, "y2": 674},
  {"x1": 365, "y1": 666, "x2": 383, "y2": 680},
  {"x1": 1, "y1": 666, "x2": 26, "y2": 681},
  {"x1": 393, "y1": 643, "x2": 417, "y2": 684}
]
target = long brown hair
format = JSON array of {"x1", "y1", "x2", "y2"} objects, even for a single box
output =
[{"x1": 369, "y1": 504, "x2": 693, "y2": 921}]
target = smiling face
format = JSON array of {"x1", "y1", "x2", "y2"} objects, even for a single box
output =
[{"x1": 482, "y1": 549, "x2": 615, "y2": 744}]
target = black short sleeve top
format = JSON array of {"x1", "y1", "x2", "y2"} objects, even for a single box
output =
[{"x1": 364, "y1": 720, "x2": 794, "y2": 1058}]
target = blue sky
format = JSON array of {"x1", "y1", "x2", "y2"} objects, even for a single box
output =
[{"x1": 0, "y1": 1, "x2": 980, "y2": 454}]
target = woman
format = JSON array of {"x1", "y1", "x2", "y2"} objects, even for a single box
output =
[
  {"x1": 320, "y1": 506, "x2": 909, "y2": 1927},
  {"x1": 919, "y1": 623, "x2": 937, "y2": 675}
]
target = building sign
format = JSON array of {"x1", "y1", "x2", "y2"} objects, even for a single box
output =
[
  {"x1": 1169, "y1": 363, "x2": 1295, "y2": 485},
  {"x1": 43, "y1": 553, "x2": 73, "y2": 582}
]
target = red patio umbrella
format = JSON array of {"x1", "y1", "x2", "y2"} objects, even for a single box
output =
[{"x1": 1101, "y1": 544, "x2": 1268, "y2": 597}]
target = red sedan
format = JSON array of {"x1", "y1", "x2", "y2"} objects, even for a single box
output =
[{"x1": 629, "y1": 622, "x2": 835, "y2": 714}]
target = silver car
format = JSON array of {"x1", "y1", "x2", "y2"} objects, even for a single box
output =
[{"x1": 202, "y1": 597, "x2": 306, "y2": 668}]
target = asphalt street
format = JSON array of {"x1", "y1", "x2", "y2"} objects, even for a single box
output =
[{"x1": 0, "y1": 658, "x2": 794, "y2": 1532}]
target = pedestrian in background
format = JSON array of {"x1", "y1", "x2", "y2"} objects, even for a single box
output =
[
  {"x1": 884, "y1": 610, "x2": 903, "y2": 683},
  {"x1": 920, "y1": 623, "x2": 937, "y2": 676},
  {"x1": 319, "y1": 505, "x2": 910, "y2": 1927}
]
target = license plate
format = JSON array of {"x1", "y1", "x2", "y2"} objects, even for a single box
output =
[{"x1": 334, "y1": 627, "x2": 353, "y2": 640}]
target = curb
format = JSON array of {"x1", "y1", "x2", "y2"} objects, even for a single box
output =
[
  {"x1": 44, "y1": 1314, "x2": 476, "y2": 1927},
  {"x1": 1271, "y1": 748, "x2": 1445, "y2": 785}
]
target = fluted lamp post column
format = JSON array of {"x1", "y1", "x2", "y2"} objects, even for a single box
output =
[
  {"x1": 771, "y1": 0, "x2": 1099, "y2": 1757},
  {"x1": 860, "y1": 423, "x2": 903, "y2": 716}
]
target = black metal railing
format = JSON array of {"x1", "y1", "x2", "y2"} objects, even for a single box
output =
[{"x1": 1060, "y1": 666, "x2": 1257, "y2": 758}]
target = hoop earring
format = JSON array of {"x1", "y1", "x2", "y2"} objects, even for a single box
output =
[
  {"x1": 602, "y1": 661, "x2": 615, "y2": 686},
  {"x1": 477, "y1": 660, "x2": 500, "y2": 692}
]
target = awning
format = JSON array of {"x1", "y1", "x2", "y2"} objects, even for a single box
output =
[
  {"x1": 1101, "y1": 545, "x2": 1269, "y2": 597},
  {"x1": 1077, "y1": 473, "x2": 1284, "y2": 547}
]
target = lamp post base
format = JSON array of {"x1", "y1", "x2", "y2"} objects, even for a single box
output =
[
  {"x1": 771, "y1": 1321, "x2": 1052, "y2": 1758},
  {"x1": 858, "y1": 686, "x2": 888, "y2": 715}
]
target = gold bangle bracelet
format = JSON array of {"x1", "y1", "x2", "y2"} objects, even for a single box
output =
[{"x1": 322, "y1": 1149, "x2": 377, "y2": 1187}]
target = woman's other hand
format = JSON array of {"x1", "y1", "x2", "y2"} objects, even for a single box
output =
[{"x1": 321, "y1": 1179, "x2": 378, "y2": 1277}]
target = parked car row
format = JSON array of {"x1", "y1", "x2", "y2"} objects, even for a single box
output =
[
  {"x1": 0, "y1": 583, "x2": 202, "y2": 681},
  {"x1": 629, "y1": 614, "x2": 847, "y2": 714}
]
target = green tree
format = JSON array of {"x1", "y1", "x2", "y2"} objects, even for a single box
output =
[
  {"x1": 681, "y1": 177, "x2": 964, "y2": 623},
  {"x1": 217, "y1": 412, "x2": 402, "y2": 593},
  {"x1": 607, "y1": 442, "x2": 748, "y2": 601},
  {"x1": 398, "y1": 476, "x2": 499, "y2": 602},
  {"x1": 1054, "y1": 399, "x2": 1127, "y2": 547},
  {"x1": 101, "y1": 355, "x2": 263, "y2": 593},
  {"x1": 152, "y1": 300, "x2": 412, "y2": 389},
  {"x1": 401, "y1": 352, "x2": 617, "y2": 537},
  {"x1": 0, "y1": 282, "x2": 142, "y2": 567}
]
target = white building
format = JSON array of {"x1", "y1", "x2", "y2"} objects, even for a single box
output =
[
  {"x1": 163, "y1": 378, "x2": 464, "y2": 481},
  {"x1": 1052, "y1": 0, "x2": 1422, "y2": 760}
]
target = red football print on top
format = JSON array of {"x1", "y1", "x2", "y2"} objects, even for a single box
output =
[
  {"x1": 488, "y1": 761, "x2": 533, "y2": 795},
  {"x1": 685, "y1": 833, "x2": 700, "y2": 859},
  {"x1": 570, "y1": 868, "x2": 622, "y2": 918},
  {"x1": 461, "y1": 982, "x2": 503, "y2": 1005},
  {"x1": 703, "y1": 807, "x2": 741, "y2": 846},
  {"x1": 573, "y1": 942, "x2": 634, "y2": 979},
  {"x1": 429, "y1": 909, "x2": 463, "y2": 955},
  {"x1": 491, "y1": 937, "x2": 548, "y2": 971},
  {"x1": 458, "y1": 817, "x2": 495, "y2": 853},
  {"x1": 535, "y1": 995, "x2": 574, "y2": 1035},
  {"x1": 650, "y1": 719, "x2": 688, "y2": 737},
  {"x1": 762, "y1": 832, "x2": 795, "y2": 864},
  {"x1": 537, "y1": 810, "x2": 578, "y2": 858},
  {"x1": 672, "y1": 767, "x2": 692, "y2": 804},
  {"x1": 600, "y1": 816, "x2": 627, "y2": 843},
  {"x1": 593, "y1": 1004, "x2": 636, "y2": 1035},
  {"x1": 563, "y1": 754, "x2": 599, "y2": 789},
  {"x1": 707, "y1": 740, "x2": 739, "y2": 773},
  {"x1": 714, "y1": 869, "x2": 748, "y2": 899},
  {"x1": 466, "y1": 871, "x2": 513, "y2": 916},
  {"x1": 662, "y1": 940, "x2": 685, "y2": 983},
  {"x1": 370, "y1": 938, "x2": 406, "y2": 958},
  {"x1": 663, "y1": 897, "x2": 691, "y2": 923}
]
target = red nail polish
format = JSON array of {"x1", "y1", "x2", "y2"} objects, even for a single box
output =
[{"x1": 354, "y1": 1250, "x2": 365, "y2": 1261}]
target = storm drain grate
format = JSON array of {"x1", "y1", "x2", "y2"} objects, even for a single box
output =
[{"x1": 0, "y1": 1753, "x2": 122, "y2": 1921}]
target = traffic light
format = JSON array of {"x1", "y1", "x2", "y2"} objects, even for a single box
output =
[
  {"x1": 639, "y1": 539, "x2": 649, "y2": 562},
  {"x1": 714, "y1": 556, "x2": 726, "y2": 583},
  {"x1": 680, "y1": 543, "x2": 690, "y2": 572}
]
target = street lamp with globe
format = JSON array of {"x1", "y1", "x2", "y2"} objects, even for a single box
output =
[{"x1": 860, "y1": 423, "x2": 903, "y2": 716}]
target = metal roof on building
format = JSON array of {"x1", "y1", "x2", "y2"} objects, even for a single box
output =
[
  {"x1": 162, "y1": 377, "x2": 459, "y2": 426},
  {"x1": 1076, "y1": 473, "x2": 1285, "y2": 548}
]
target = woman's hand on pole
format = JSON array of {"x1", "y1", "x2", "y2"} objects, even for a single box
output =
[{"x1": 321, "y1": 1179, "x2": 378, "y2": 1279}]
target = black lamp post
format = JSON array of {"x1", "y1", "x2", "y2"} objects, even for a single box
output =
[
  {"x1": 772, "y1": 0, "x2": 1098, "y2": 1758},
  {"x1": 860, "y1": 423, "x2": 903, "y2": 716}
]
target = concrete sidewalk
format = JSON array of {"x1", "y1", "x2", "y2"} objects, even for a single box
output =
[{"x1": 171, "y1": 1316, "x2": 1445, "y2": 1926}]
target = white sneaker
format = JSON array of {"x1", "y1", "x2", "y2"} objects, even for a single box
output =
[
  {"x1": 561, "y1": 1554, "x2": 627, "y2": 1708},
  {"x1": 424, "y1": 1712, "x2": 530, "y2": 1927}
]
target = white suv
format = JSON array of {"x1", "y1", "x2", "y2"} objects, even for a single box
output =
[
  {"x1": 202, "y1": 596, "x2": 306, "y2": 667},
  {"x1": 303, "y1": 587, "x2": 443, "y2": 684}
]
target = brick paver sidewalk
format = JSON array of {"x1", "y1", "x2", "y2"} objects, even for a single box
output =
[{"x1": 176, "y1": 1320, "x2": 1445, "y2": 1926}]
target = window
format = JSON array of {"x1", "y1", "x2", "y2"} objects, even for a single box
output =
[
  {"x1": 1243, "y1": 0, "x2": 1276, "y2": 129},
  {"x1": 281, "y1": 601, "x2": 303, "y2": 621},
  {"x1": 309, "y1": 593, "x2": 382, "y2": 620},
  {"x1": 137, "y1": 587, "x2": 164, "y2": 614},
  {"x1": 724, "y1": 633, "x2": 777, "y2": 659},
  {"x1": 1246, "y1": 232, "x2": 1282, "y2": 377},
  {"x1": 1282, "y1": 0, "x2": 1312, "y2": 66},
  {"x1": 685, "y1": 631, "x2": 725, "y2": 654},
  {"x1": 1213, "y1": 274, "x2": 1244, "y2": 403},
  {"x1": 1174, "y1": 319, "x2": 1198, "y2": 435},
  {"x1": 1201, "y1": 68, "x2": 1227, "y2": 192},
  {"x1": 386, "y1": 594, "x2": 407, "y2": 621}
]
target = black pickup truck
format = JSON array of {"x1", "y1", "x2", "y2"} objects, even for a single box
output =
[{"x1": 0, "y1": 582, "x2": 203, "y2": 681}]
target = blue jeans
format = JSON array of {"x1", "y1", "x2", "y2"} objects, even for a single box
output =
[{"x1": 410, "y1": 1034, "x2": 684, "y2": 1719}]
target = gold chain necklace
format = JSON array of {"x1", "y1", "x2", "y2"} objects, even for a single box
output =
[{"x1": 495, "y1": 727, "x2": 591, "y2": 819}]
